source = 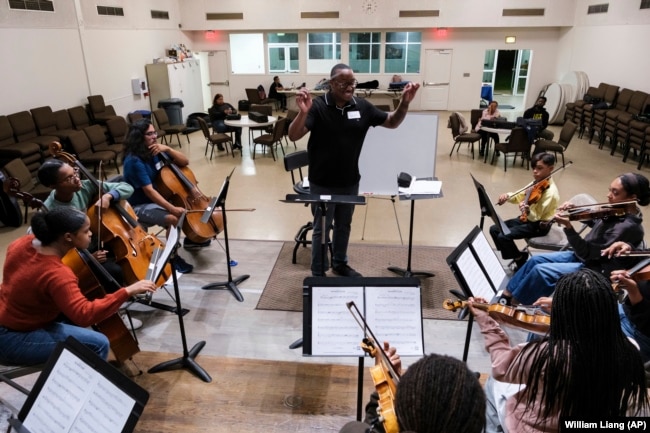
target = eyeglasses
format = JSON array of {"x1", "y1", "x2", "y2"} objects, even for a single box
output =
[
  {"x1": 145, "y1": 131, "x2": 158, "y2": 137},
  {"x1": 59, "y1": 167, "x2": 80, "y2": 184},
  {"x1": 332, "y1": 79, "x2": 358, "y2": 90}
]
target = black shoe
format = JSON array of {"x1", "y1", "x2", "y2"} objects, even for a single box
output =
[
  {"x1": 514, "y1": 252, "x2": 529, "y2": 270},
  {"x1": 183, "y1": 238, "x2": 211, "y2": 250},
  {"x1": 332, "y1": 264, "x2": 362, "y2": 277},
  {"x1": 233, "y1": 143, "x2": 242, "y2": 150},
  {"x1": 172, "y1": 256, "x2": 193, "y2": 274}
]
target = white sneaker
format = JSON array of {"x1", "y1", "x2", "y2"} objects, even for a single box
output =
[{"x1": 120, "y1": 314, "x2": 143, "y2": 330}]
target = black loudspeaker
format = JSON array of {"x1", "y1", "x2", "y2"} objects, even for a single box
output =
[
  {"x1": 238, "y1": 100, "x2": 250, "y2": 111},
  {"x1": 248, "y1": 111, "x2": 269, "y2": 123}
]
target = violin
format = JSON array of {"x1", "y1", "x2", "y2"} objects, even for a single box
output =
[
  {"x1": 347, "y1": 301, "x2": 400, "y2": 433},
  {"x1": 543, "y1": 200, "x2": 638, "y2": 229},
  {"x1": 611, "y1": 257, "x2": 650, "y2": 293},
  {"x1": 155, "y1": 151, "x2": 224, "y2": 243},
  {"x1": 50, "y1": 142, "x2": 172, "y2": 288},
  {"x1": 443, "y1": 299, "x2": 550, "y2": 334},
  {"x1": 520, "y1": 179, "x2": 550, "y2": 222},
  {"x1": 2, "y1": 183, "x2": 139, "y2": 363}
]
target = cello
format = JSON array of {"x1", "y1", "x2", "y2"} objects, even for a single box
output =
[
  {"x1": 49, "y1": 142, "x2": 172, "y2": 288},
  {"x1": 2, "y1": 181, "x2": 140, "y2": 364},
  {"x1": 155, "y1": 151, "x2": 224, "y2": 244}
]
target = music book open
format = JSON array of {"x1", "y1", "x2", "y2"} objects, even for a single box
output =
[{"x1": 302, "y1": 277, "x2": 424, "y2": 357}]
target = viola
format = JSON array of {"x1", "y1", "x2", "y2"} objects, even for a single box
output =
[
  {"x1": 2, "y1": 183, "x2": 139, "y2": 364},
  {"x1": 520, "y1": 179, "x2": 550, "y2": 223},
  {"x1": 347, "y1": 301, "x2": 400, "y2": 433},
  {"x1": 443, "y1": 299, "x2": 550, "y2": 334},
  {"x1": 155, "y1": 151, "x2": 224, "y2": 243},
  {"x1": 50, "y1": 142, "x2": 172, "y2": 288},
  {"x1": 611, "y1": 256, "x2": 650, "y2": 293}
]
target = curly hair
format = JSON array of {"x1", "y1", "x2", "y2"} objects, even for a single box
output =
[
  {"x1": 123, "y1": 118, "x2": 154, "y2": 160},
  {"x1": 395, "y1": 353, "x2": 486, "y2": 433}
]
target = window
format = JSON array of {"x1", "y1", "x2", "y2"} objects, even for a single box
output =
[
  {"x1": 384, "y1": 32, "x2": 421, "y2": 74},
  {"x1": 349, "y1": 32, "x2": 381, "y2": 74},
  {"x1": 268, "y1": 33, "x2": 299, "y2": 73},
  {"x1": 307, "y1": 32, "x2": 341, "y2": 74},
  {"x1": 8, "y1": 0, "x2": 53, "y2": 11}
]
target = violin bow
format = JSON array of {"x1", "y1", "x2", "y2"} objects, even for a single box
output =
[
  {"x1": 97, "y1": 161, "x2": 104, "y2": 251},
  {"x1": 346, "y1": 301, "x2": 401, "y2": 382},
  {"x1": 501, "y1": 160, "x2": 573, "y2": 202}
]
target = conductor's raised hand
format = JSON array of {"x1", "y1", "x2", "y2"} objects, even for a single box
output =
[
  {"x1": 400, "y1": 82, "x2": 420, "y2": 104},
  {"x1": 295, "y1": 87, "x2": 313, "y2": 114}
]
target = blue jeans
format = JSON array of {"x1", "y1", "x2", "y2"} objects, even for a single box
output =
[
  {"x1": 619, "y1": 304, "x2": 650, "y2": 362},
  {"x1": 0, "y1": 322, "x2": 109, "y2": 365},
  {"x1": 310, "y1": 182, "x2": 358, "y2": 276},
  {"x1": 507, "y1": 251, "x2": 583, "y2": 305}
]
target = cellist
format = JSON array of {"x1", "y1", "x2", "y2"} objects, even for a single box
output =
[
  {"x1": 38, "y1": 159, "x2": 146, "y2": 330},
  {"x1": 122, "y1": 119, "x2": 197, "y2": 274},
  {"x1": 490, "y1": 152, "x2": 560, "y2": 270},
  {"x1": 0, "y1": 207, "x2": 156, "y2": 365},
  {"x1": 339, "y1": 341, "x2": 485, "y2": 433}
]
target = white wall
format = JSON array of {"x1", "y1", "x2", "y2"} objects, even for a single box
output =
[{"x1": 0, "y1": 0, "x2": 648, "y2": 117}]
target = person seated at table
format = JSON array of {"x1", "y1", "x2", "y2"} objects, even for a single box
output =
[
  {"x1": 269, "y1": 75, "x2": 287, "y2": 112},
  {"x1": 497, "y1": 173, "x2": 650, "y2": 307},
  {"x1": 208, "y1": 93, "x2": 242, "y2": 150},
  {"x1": 490, "y1": 152, "x2": 560, "y2": 270},
  {"x1": 468, "y1": 268, "x2": 649, "y2": 433},
  {"x1": 475, "y1": 100, "x2": 501, "y2": 156},
  {"x1": 0, "y1": 207, "x2": 156, "y2": 365},
  {"x1": 339, "y1": 342, "x2": 485, "y2": 433},
  {"x1": 523, "y1": 96, "x2": 553, "y2": 141}
]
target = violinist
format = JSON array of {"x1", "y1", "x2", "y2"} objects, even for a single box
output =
[
  {"x1": 122, "y1": 119, "x2": 196, "y2": 274},
  {"x1": 339, "y1": 342, "x2": 485, "y2": 433},
  {"x1": 38, "y1": 159, "x2": 132, "y2": 287},
  {"x1": 469, "y1": 269, "x2": 649, "y2": 433},
  {"x1": 0, "y1": 207, "x2": 156, "y2": 365},
  {"x1": 498, "y1": 173, "x2": 650, "y2": 306},
  {"x1": 490, "y1": 152, "x2": 559, "y2": 270}
]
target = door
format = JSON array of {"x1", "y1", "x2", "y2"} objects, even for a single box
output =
[
  {"x1": 207, "y1": 50, "x2": 231, "y2": 103},
  {"x1": 421, "y1": 49, "x2": 452, "y2": 111}
]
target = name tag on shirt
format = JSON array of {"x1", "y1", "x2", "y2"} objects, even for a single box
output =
[{"x1": 347, "y1": 111, "x2": 360, "y2": 119}]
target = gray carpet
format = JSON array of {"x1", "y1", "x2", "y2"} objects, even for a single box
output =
[{"x1": 257, "y1": 242, "x2": 461, "y2": 320}]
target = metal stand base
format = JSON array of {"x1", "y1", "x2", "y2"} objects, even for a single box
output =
[
  {"x1": 202, "y1": 276, "x2": 249, "y2": 302},
  {"x1": 148, "y1": 340, "x2": 211, "y2": 383}
]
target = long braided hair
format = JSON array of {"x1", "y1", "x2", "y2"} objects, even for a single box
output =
[
  {"x1": 394, "y1": 353, "x2": 485, "y2": 433},
  {"x1": 517, "y1": 268, "x2": 648, "y2": 420}
]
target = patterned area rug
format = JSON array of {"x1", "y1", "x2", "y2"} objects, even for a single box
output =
[{"x1": 256, "y1": 242, "x2": 461, "y2": 320}]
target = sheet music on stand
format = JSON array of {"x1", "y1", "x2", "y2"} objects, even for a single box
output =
[
  {"x1": 15, "y1": 337, "x2": 148, "y2": 433},
  {"x1": 149, "y1": 219, "x2": 180, "y2": 284},
  {"x1": 302, "y1": 277, "x2": 424, "y2": 357}
]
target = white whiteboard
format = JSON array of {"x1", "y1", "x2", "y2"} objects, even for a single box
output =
[{"x1": 359, "y1": 112, "x2": 438, "y2": 195}]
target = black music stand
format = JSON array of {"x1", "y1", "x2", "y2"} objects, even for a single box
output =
[
  {"x1": 202, "y1": 168, "x2": 248, "y2": 302},
  {"x1": 281, "y1": 193, "x2": 366, "y2": 349},
  {"x1": 388, "y1": 178, "x2": 441, "y2": 278},
  {"x1": 471, "y1": 173, "x2": 511, "y2": 235},
  {"x1": 148, "y1": 217, "x2": 211, "y2": 382}
]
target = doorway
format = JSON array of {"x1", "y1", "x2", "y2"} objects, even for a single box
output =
[{"x1": 482, "y1": 49, "x2": 530, "y2": 109}]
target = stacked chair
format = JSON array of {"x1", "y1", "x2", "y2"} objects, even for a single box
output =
[{"x1": 0, "y1": 115, "x2": 42, "y2": 176}]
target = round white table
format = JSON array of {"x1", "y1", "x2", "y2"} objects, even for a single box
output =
[
  {"x1": 225, "y1": 115, "x2": 277, "y2": 149},
  {"x1": 224, "y1": 115, "x2": 277, "y2": 129}
]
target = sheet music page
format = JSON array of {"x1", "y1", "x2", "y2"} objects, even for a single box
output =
[
  {"x1": 311, "y1": 286, "x2": 365, "y2": 356},
  {"x1": 364, "y1": 286, "x2": 423, "y2": 356},
  {"x1": 23, "y1": 349, "x2": 135, "y2": 433},
  {"x1": 152, "y1": 224, "x2": 179, "y2": 283},
  {"x1": 470, "y1": 231, "x2": 507, "y2": 291},
  {"x1": 456, "y1": 248, "x2": 495, "y2": 300}
]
